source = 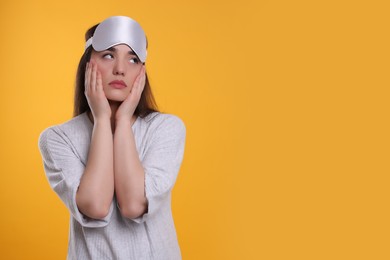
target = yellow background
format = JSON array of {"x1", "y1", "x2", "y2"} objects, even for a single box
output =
[{"x1": 0, "y1": 0, "x2": 389, "y2": 259}]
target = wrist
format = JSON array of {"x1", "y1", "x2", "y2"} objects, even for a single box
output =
[
  {"x1": 93, "y1": 115, "x2": 111, "y2": 125},
  {"x1": 115, "y1": 116, "x2": 132, "y2": 126},
  {"x1": 115, "y1": 113, "x2": 133, "y2": 123}
]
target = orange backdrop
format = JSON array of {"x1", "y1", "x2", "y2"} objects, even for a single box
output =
[{"x1": 0, "y1": 0, "x2": 389, "y2": 259}]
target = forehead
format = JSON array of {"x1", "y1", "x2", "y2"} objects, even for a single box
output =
[{"x1": 93, "y1": 44, "x2": 136, "y2": 54}]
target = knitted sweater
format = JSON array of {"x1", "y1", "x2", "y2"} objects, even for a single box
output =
[{"x1": 38, "y1": 112, "x2": 186, "y2": 260}]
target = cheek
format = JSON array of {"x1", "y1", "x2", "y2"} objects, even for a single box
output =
[
  {"x1": 128, "y1": 69, "x2": 142, "y2": 85},
  {"x1": 96, "y1": 63, "x2": 106, "y2": 74},
  {"x1": 96, "y1": 65, "x2": 110, "y2": 82}
]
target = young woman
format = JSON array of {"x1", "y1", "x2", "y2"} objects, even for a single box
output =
[{"x1": 38, "y1": 16, "x2": 186, "y2": 259}]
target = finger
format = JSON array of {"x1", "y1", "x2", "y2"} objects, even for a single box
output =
[
  {"x1": 91, "y1": 62, "x2": 97, "y2": 91},
  {"x1": 138, "y1": 74, "x2": 146, "y2": 95},
  {"x1": 84, "y1": 62, "x2": 91, "y2": 94},
  {"x1": 133, "y1": 66, "x2": 145, "y2": 90},
  {"x1": 140, "y1": 65, "x2": 146, "y2": 80},
  {"x1": 133, "y1": 69, "x2": 142, "y2": 87},
  {"x1": 84, "y1": 62, "x2": 88, "y2": 86},
  {"x1": 130, "y1": 74, "x2": 145, "y2": 102},
  {"x1": 96, "y1": 70, "x2": 103, "y2": 92},
  {"x1": 141, "y1": 66, "x2": 146, "y2": 83},
  {"x1": 140, "y1": 65, "x2": 145, "y2": 75},
  {"x1": 138, "y1": 67, "x2": 146, "y2": 93},
  {"x1": 84, "y1": 62, "x2": 88, "y2": 89}
]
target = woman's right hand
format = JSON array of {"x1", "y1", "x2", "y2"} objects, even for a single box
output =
[{"x1": 84, "y1": 60, "x2": 111, "y2": 121}]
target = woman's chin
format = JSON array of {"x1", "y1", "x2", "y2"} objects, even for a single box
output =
[
  {"x1": 107, "y1": 98, "x2": 125, "y2": 103},
  {"x1": 105, "y1": 93, "x2": 127, "y2": 103}
]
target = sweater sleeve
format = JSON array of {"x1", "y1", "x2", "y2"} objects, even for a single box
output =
[
  {"x1": 38, "y1": 126, "x2": 114, "y2": 228},
  {"x1": 130, "y1": 115, "x2": 186, "y2": 224}
]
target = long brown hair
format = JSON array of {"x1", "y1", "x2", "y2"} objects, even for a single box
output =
[{"x1": 73, "y1": 24, "x2": 158, "y2": 118}]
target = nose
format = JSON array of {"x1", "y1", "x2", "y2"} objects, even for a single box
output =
[{"x1": 113, "y1": 60, "x2": 125, "y2": 76}]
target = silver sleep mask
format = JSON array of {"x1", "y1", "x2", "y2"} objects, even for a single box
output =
[{"x1": 85, "y1": 16, "x2": 147, "y2": 63}]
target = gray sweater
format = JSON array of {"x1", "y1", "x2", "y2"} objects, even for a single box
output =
[{"x1": 38, "y1": 112, "x2": 186, "y2": 260}]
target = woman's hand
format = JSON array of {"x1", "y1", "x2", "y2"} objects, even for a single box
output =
[
  {"x1": 115, "y1": 66, "x2": 146, "y2": 122},
  {"x1": 85, "y1": 60, "x2": 111, "y2": 121}
]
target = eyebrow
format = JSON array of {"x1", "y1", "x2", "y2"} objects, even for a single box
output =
[{"x1": 107, "y1": 47, "x2": 136, "y2": 55}]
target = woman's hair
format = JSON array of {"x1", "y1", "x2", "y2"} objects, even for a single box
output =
[{"x1": 73, "y1": 24, "x2": 159, "y2": 118}]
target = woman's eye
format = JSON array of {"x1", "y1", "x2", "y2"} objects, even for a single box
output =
[
  {"x1": 103, "y1": 53, "x2": 114, "y2": 59},
  {"x1": 130, "y1": 57, "x2": 140, "y2": 64}
]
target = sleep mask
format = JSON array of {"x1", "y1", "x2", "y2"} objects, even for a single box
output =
[{"x1": 85, "y1": 16, "x2": 147, "y2": 63}]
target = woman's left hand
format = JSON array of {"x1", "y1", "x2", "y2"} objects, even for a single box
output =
[{"x1": 115, "y1": 66, "x2": 146, "y2": 122}]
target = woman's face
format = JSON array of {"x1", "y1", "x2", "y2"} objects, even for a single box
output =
[{"x1": 90, "y1": 44, "x2": 143, "y2": 102}]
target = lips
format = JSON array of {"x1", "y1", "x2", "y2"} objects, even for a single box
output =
[{"x1": 109, "y1": 80, "x2": 127, "y2": 89}]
